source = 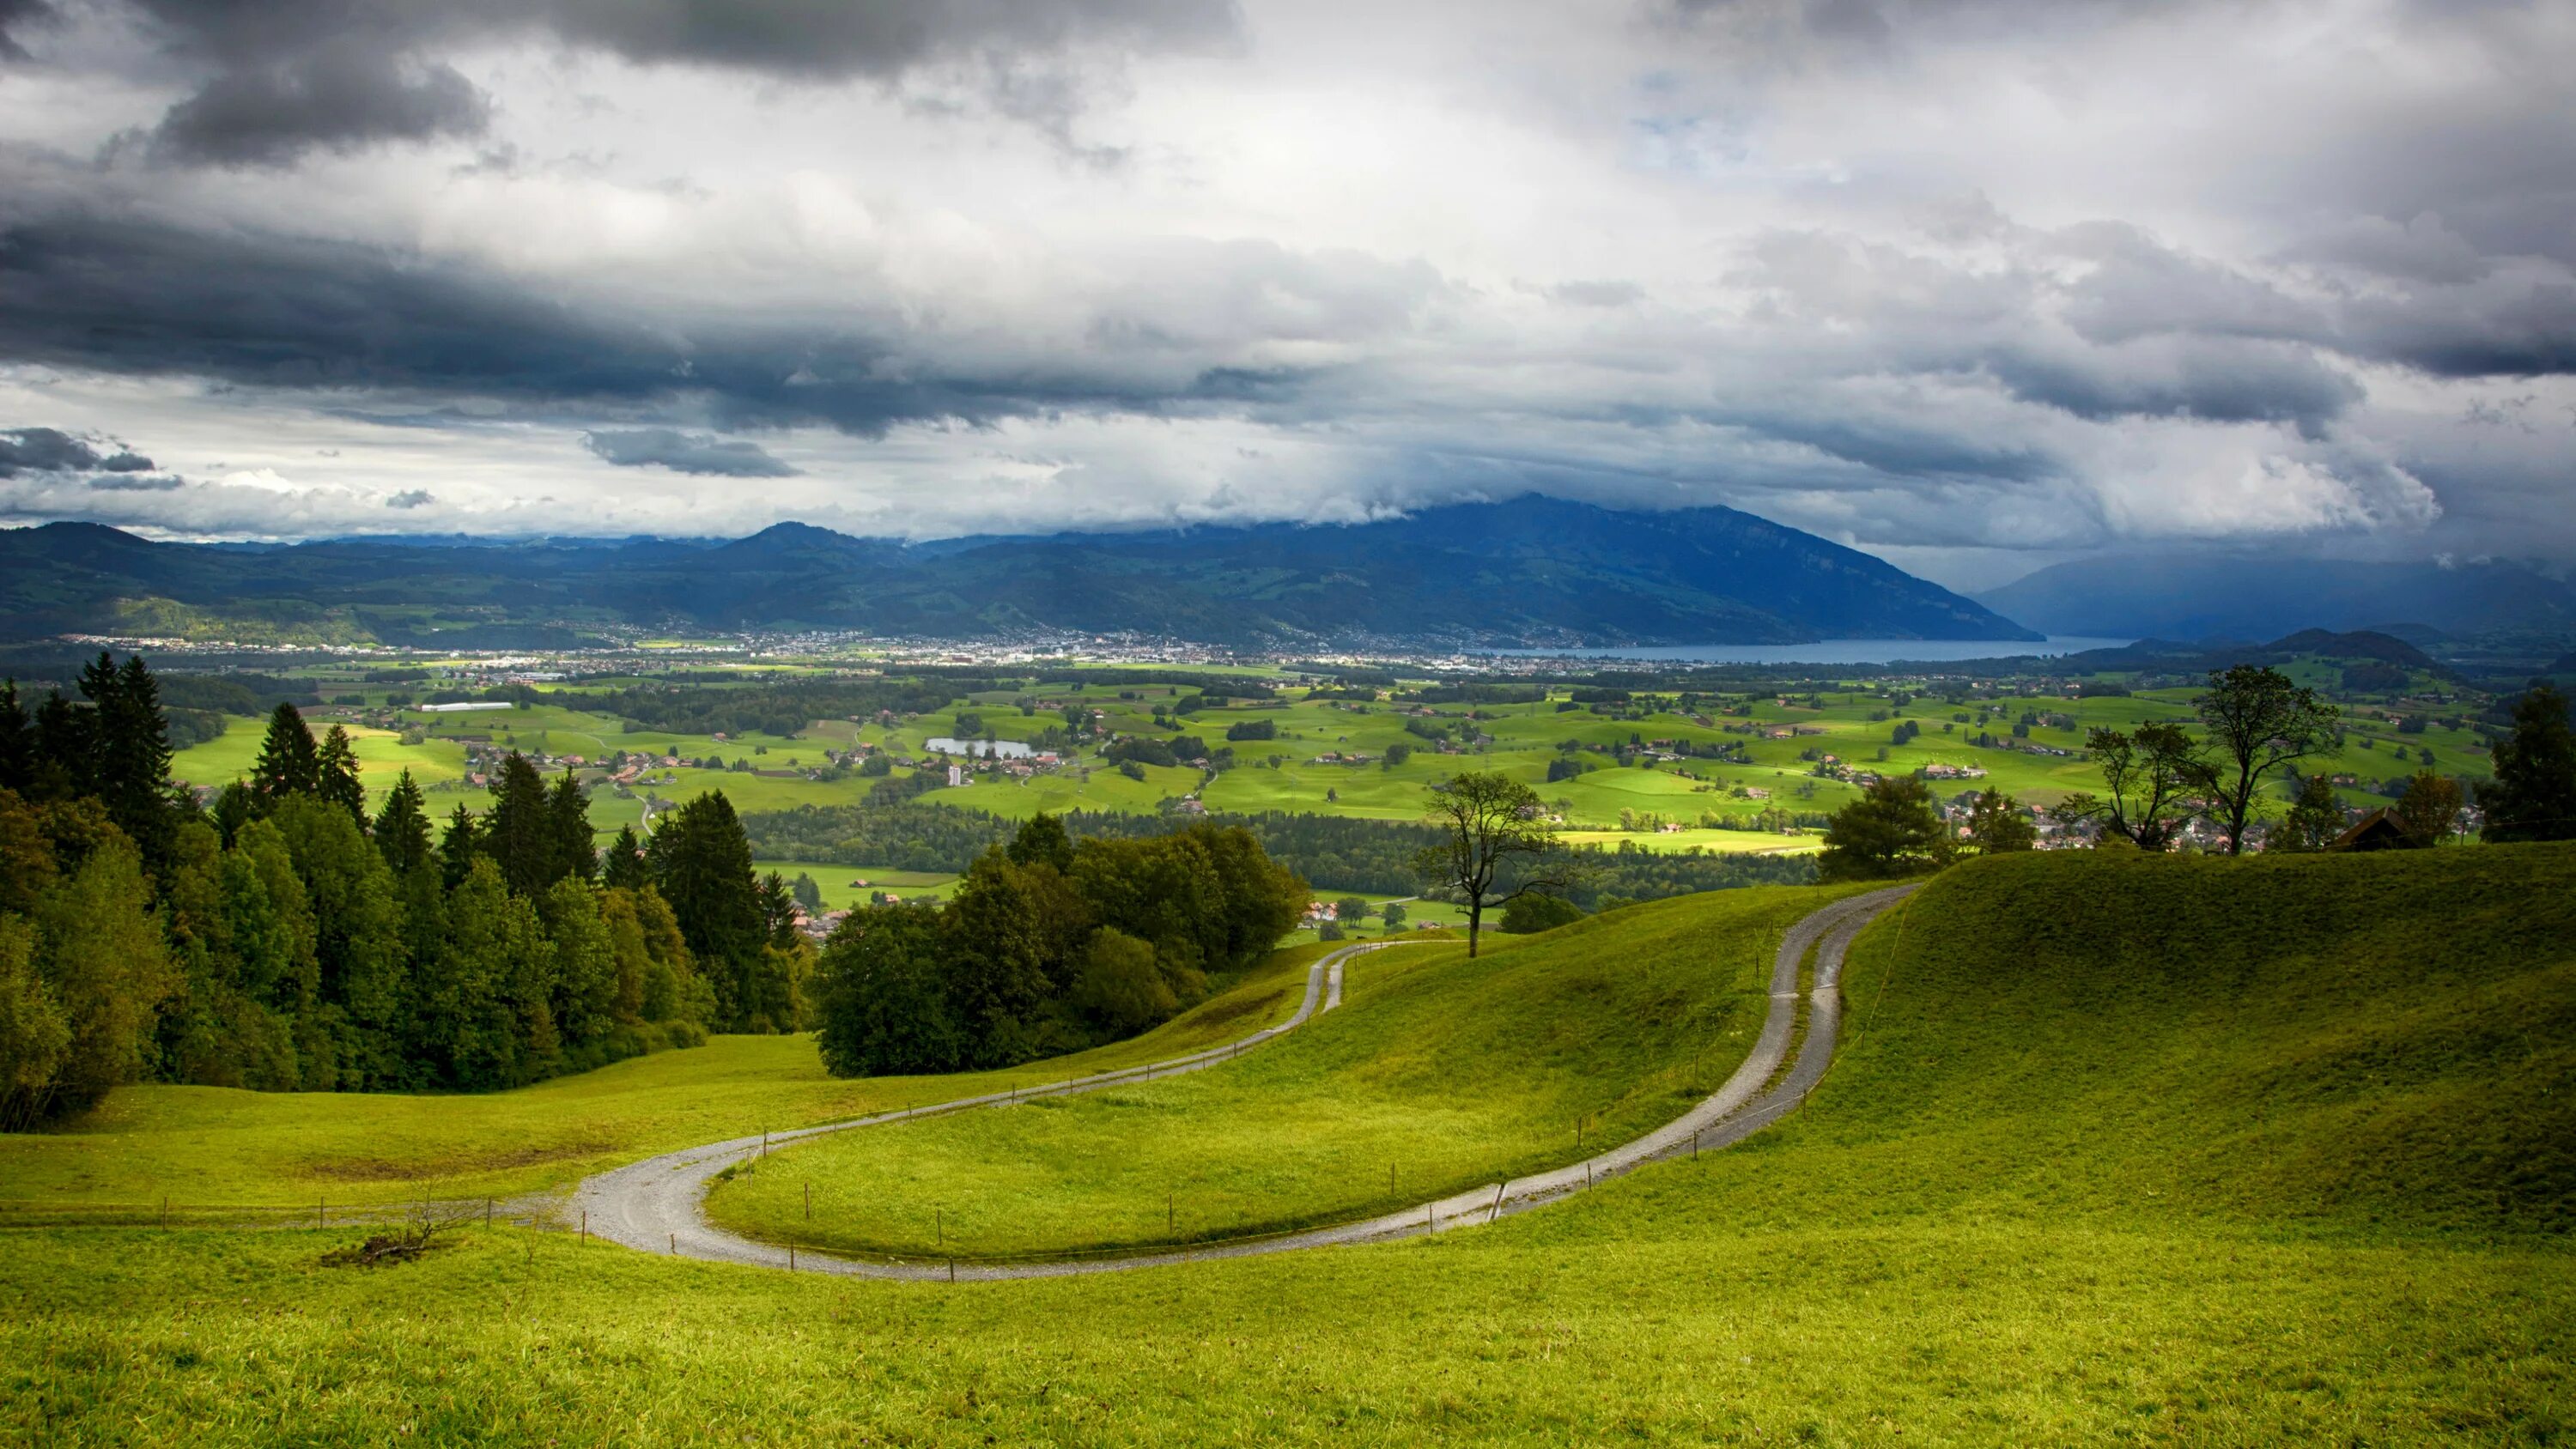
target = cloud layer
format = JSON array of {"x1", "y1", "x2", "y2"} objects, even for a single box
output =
[{"x1": 0, "y1": 0, "x2": 2570, "y2": 587}]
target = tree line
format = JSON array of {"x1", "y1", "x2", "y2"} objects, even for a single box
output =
[
  {"x1": 741, "y1": 802, "x2": 1818, "y2": 903},
  {"x1": 0, "y1": 655, "x2": 806, "y2": 1129},
  {"x1": 811, "y1": 814, "x2": 1308, "y2": 1076},
  {"x1": 1814, "y1": 670, "x2": 2576, "y2": 882}
]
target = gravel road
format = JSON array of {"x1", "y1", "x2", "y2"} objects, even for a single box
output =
[{"x1": 569, "y1": 885, "x2": 1917, "y2": 1280}]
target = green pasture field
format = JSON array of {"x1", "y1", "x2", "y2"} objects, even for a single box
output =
[
  {"x1": 6, "y1": 846, "x2": 2567, "y2": 1445},
  {"x1": 703, "y1": 884, "x2": 1860, "y2": 1258},
  {"x1": 170, "y1": 718, "x2": 471, "y2": 806},
  {"x1": 182, "y1": 653, "x2": 2491, "y2": 842},
  {"x1": 0, "y1": 944, "x2": 1336, "y2": 1216},
  {"x1": 750, "y1": 861, "x2": 961, "y2": 907}
]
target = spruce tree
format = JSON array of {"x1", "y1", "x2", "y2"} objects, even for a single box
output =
[
  {"x1": 483, "y1": 753, "x2": 554, "y2": 896},
  {"x1": 0, "y1": 680, "x2": 30, "y2": 794},
  {"x1": 600, "y1": 825, "x2": 649, "y2": 890},
  {"x1": 547, "y1": 770, "x2": 595, "y2": 883},
  {"x1": 249, "y1": 703, "x2": 319, "y2": 804},
  {"x1": 76, "y1": 654, "x2": 179, "y2": 869},
  {"x1": 439, "y1": 803, "x2": 483, "y2": 889},
  {"x1": 373, "y1": 770, "x2": 433, "y2": 874},
  {"x1": 315, "y1": 725, "x2": 367, "y2": 822},
  {"x1": 645, "y1": 791, "x2": 764, "y2": 1028}
]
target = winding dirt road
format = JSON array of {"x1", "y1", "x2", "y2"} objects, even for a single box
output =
[{"x1": 572, "y1": 884, "x2": 1917, "y2": 1279}]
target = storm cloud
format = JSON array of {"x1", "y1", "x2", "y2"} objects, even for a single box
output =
[
  {"x1": 0, "y1": 0, "x2": 2567, "y2": 584},
  {"x1": 586, "y1": 428, "x2": 798, "y2": 477}
]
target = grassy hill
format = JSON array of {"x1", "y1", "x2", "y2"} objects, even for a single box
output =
[
  {"x1": 704, "y1": 885, "x2": 1864, "y2": 1258},
  {"x1": 4, "y1": 849, "x2": 2569, "y2": 1444}
]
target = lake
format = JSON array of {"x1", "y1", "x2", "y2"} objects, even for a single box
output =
[{"x1": 1480, "y1": 637, "x2": 2134, "y2": 666}]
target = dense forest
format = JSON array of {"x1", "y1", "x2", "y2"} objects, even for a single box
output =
[
  {"x1": 812, "y1": 815, "x2": 1307, "y2": 1076},
  {"x1": 0, "y1": 654, "x2": 805, "y2": 1129},
  {"x1": 743, "y1": 803, "x2": 1818, "y2": 903}
]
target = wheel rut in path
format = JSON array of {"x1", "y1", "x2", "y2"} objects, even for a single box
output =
[{"x1": 572, "y1": 885, "x2": 1917, "y2": 1279}]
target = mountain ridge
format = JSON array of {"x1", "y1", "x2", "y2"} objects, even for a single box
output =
[{"x1": 0, "y1": 498, "x2": 2038, "y2": 648}]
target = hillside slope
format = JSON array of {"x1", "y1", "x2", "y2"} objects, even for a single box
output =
[
  {"x1": 4, "y1": 851, "x2": 2570, "y2": 1443},
  {"x1": 1592, "y1": 843, "x2": 2576, "y2": 1243}
]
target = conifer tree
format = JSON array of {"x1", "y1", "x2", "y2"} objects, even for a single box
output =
[
  {"x1": 600, "y1": 824, "x2": 649, "y2": 890},
  {"x1": 373, "y1": 770, "x2": 433, "y2": 875},
  {"x1": 483, "y1": 752, "x2": 555, "y2": 896},
  {"x1": 315, "y1": 725, "x2": 367, "y2": 822},
  {"x1": 250, "y1": 703, "x2": 319, "y2": 804},
  {"x1": 439, "y1": 803, "x2": 483, "y2": 889},
  {"x1": 80, "y1": 654, "x2": 178, "y2": 867},
  {"x1": 547, "y1": 770, "x2": 595, "y2": 883},
  {"x1": 0, "y1": 681, "x2": 31, "y2": 795},
  {"x1": 645, "y1": 791, "x2": 765, "y2": 1028}
]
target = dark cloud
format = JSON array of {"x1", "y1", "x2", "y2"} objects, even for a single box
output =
[
  {"x1": 0, "y1": 0, "x2": 50, "y2": 61},
  {"x1": 149, "y1": 42, "x2": 491, "y2": 166},
  {"x1": 1983, "y1": 337, "x2": 2363, "y2": 438},
  {"x1": 0, "y1": 427, "x2": 155, "y2": 477},
  {"x1": 87, "y1": 472, "x2": 184, "y2": 491},
  {"x1": 101, "y1": 0, "x2": 1235, "y2": 163},
  {"x1": 384, "y1": 488, "x2": 434, "y2": 507},
  {"x1": 0, "y1": 211, "x2": 1372, "y2": 436},
  {"x1": 584, "y1": 428, "x2": 798, "y2": 476}
]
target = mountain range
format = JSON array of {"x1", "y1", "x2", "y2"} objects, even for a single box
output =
[{"x1": 0, "y1": 498, "x2": 2039, "y2": 649}]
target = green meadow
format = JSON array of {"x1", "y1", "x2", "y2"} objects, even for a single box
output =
[
  {"x1": 5, "y1": 845, "x2": 2567, "y2": 1445},
  {"x1": 703, "y1": 885, "x2": 1861, "y2": 1258},
  {"x1": 0, "y1": 943, "x2": 1335, "y2": 1216}
]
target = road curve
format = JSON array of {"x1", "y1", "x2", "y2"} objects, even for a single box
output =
[{"x1": 573, "y1": 884, "x2": 1917, "y2": 1279}]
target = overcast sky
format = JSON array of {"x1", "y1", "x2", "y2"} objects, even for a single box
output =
[{"x1": 0, "y1": 0, "x2": 2570, "y2": 589}]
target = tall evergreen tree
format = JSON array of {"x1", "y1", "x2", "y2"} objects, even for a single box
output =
[
  {"x1": 646, "y1": 791, "x2": 765, "y2": 1028},
  {"x1": 66, "y1": 655, "x2": 179, "y2": 869},
  {"x1": 249, "y1": 703, "x2": 319, "y2": 804},
  {"x1": 483, "y1": 752, "x2": 556, "y2": 896},
  {"x1": 439, "y1": 803, "x2": 483, "y2": 889},
  {"x1": 600, "y1": 824, "x2": 649, "y2": 890},
  {"x1": 547, "y1": 770, "x2": 595, "y2": 884},
  {"x1": 315, "y1": 725, "x2": 367, "y2": 822},
  {"x1": 373, "y1": 770, "x2": 433, "y2": 875},
  {"x1": 0, "y1": 680, "x2": 30, "y2": 795},
  {"x1": 28, "y1": 691, "x2": 93, "y2": 801}
]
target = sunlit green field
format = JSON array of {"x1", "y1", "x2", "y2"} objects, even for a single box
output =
[
  {"x1": 750, "y1": 861, "x2": 961, "y2": 907},
  {"x1": 0, "y1": 943, "x2": 1334, "y2": 1216},
  {"x1": 171, "y1": 718, "x2": 471, "y2": 805},
  {"x1": 704, "y1": 886, "x2": 1855, "y2": 1258},
  {"x1": 6, "y1": 846, "x2": 2567, "y2": 1445}
]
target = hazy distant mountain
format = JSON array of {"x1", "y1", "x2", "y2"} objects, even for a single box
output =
[
  {"x1": 0, "y1": 499, "x2": 2037, "y2": 649},
  {"x1": 1979, "y1": 555, "x2": 2576, "y2": 640}
]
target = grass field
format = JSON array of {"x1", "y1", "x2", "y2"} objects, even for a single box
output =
[
  {"x1": 750, "y1": 861, "x2": 961, "y2": 907},
  {"x1": 0, "y1": 944, "x2": 1336, "y2": 1215},
  {"x1": 703, "y1": 886, "x2": 1860, "y2": 1258},
  {"x1": 5, "y1": 846, "x2": 2569, "y2": 1444}
]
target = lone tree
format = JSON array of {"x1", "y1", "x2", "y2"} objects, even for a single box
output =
[
  {"x1": 2393, "y1": 769, "x2": 2464, "y2": 846},
  {"x1": 2195, "y1": 664, "x2": 2339, "y2": 855},
  {"x1": 2052, "y1": 722, "x2": 2204, "y2": 851},
  {"x1": 1964, "y1": 788, "x2": 2036, "y2": 854},
  {"x1": 2273, "y1": 773, "x2": 2346, "y2": 852},
  {"x1": 1412, "y1": 771, "x2": 1577, "y2": 957},
  {"x1": 2479, "y1": 682, "x2": 2576, "y2": 842},
  {"x1": 1817, "y1": 775, "x2": 1952, "y2": 882}
]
